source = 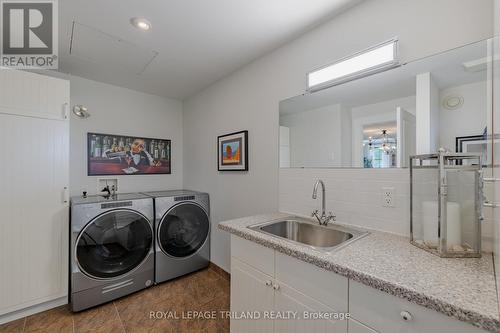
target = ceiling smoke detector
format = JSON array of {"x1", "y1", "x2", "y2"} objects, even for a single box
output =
[
  {"x1": 130, "y1": 17, "x2": 152, "y2": 31},
  {"x1": 442, "y1": 95, "x2": 464, "y2": 110}
]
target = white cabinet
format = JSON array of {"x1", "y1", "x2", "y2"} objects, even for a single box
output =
[
  {"x1": 275, "y1": 252, "x2": 348, "y2": 312},
  {"x1": 349, "y1": 280, "x2": 488, "y2": 333},
  {"x1": 0, "y1": 69, "x2": 69, "y2": 120},
  {"x1": 0, "y1": 69, "x2": 69, "y2": 322},
  {"x1": 230, "y1": 235, "x2": 490, "y2": 333},
  {"x1": 274, "y1": 282, "x2": 347, "y2": 333},
  {"x1": 231, "y1": 258, "x2": 274, "y2": 333},
  {"x1": 348, "y1": 319, "x2": 379, "y2": 333},
  {"x1": 230, "y1": 236, "x2": 348, "y2": 333}
]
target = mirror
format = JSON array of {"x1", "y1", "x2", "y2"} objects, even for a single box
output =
[{"x1": 280, "y1": 39, "x2": 490, "y2": 168}]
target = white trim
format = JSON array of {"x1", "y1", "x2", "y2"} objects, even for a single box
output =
[{"x1": 0, "y1": 296, "x2": 67, "y2": 325}]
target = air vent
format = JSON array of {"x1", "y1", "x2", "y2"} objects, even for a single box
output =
[
  {"x1": 101, "y1": 201, "x2": 133, "y2": 209},
  {"x1": 174, "y1": 196, "x2": 195, "y2": 202}
]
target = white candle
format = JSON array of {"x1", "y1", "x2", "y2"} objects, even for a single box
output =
[
  {"x1": 421, "y1": 201, "x2": 461, "y2": 247},
  {"x1": 422, "y1": 201, "x2": 438, "y2": 246},
  {"x1": 446, "y1": 202, "x2": 461, "y2": 247}
]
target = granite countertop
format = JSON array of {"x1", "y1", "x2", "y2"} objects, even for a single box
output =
[{"x1": 218, "y1": 212, "x2": 500, "y2": 332}]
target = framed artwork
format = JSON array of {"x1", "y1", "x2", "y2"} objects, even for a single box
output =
[
  {"x1": 218, "y1": 130, "x2": 248, "y2": 171},
  {"x1": 87, "y1": 132, "x2": 171, "y2": 175},
  {"x1": 456, "y1": 132, "x2": 500, "y2": 167}
]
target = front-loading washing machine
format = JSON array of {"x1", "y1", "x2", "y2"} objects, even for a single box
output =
[
  {"x1": 70, "y1": 193, "x2": 154, "y2": 311},
  {"x1": 142, "y1": 190, "x2": 210, "y2": 283}
]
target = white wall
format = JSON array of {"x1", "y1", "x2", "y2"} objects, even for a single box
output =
[
  {"x1": 69, "y1": 76, "x2": 183, "y2": 196},
  {"x1": 183, "y1": 0, "x2": 494, "y2": 272},
  {"x1": 280, "y1": 168, "x2": 410, "y2": 235},
  {"x1": 280, "y1": 104, "x2": 343, "y2": 168},
  {"x1": 439, "y1": 81, "x2": 488, "y2": 151}
]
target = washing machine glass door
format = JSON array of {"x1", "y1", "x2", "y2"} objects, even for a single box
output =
[
  {"x1": 159, "y1": 203, "x2": 209, "y2": 258},
  {"x1": 76, "y1": 209, "x2": 153, "y2": 279}
]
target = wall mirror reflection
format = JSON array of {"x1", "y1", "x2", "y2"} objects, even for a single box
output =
[{"x1": 279, "y1": 38, "x2": 491, "y2": 169}]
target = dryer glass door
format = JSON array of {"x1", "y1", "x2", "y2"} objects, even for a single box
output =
[
  {"x1": 159, "y1": 203, "x2": 209, "y2": 258},
  {"x1": 76, "y1": 209, "x2": 153, "y2": 279}
]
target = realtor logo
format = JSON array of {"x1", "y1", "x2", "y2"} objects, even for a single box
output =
[{"x1": 1, "y1": 0, "x2": 58, "y2": 69}]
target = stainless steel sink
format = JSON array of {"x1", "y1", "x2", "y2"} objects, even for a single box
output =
[{"x1": 249, "y1": 218, "x2": 368, "y2": 252}]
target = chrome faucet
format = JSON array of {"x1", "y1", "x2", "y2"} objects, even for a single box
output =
[{"x1": 312, "y1": 180, "x2": 336, "y2": 225}]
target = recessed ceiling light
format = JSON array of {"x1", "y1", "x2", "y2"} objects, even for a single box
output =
[{"x1": 130, "y1": 17, "x2": 151, "y2": 31}]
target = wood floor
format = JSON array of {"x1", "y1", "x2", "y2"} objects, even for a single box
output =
[{"x1": 0, "y1": 266, "x2": 230, "y2": 333}]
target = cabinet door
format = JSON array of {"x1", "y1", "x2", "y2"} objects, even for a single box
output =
[
  {"x1": 0, "y1": 69, "x2": 69, "y2": 120},
  {"x1": 0, "y1": 70, "x2": 69, "y2": 316},
  {"x1": 349, "y1": 319, "x2": 379, "y2": 333},
  {"x1": 231, "y1": 257, "x2": 274, "y2": 333},
  {"x1": 0, "y1": 114, "x2": 69, "y2": 315},
  {"x1": 349, "y1": 280, "x2": 488, "y2": 333},
  {"x1": 274, "y1": 282, "x2": 348, "y2": 333}
]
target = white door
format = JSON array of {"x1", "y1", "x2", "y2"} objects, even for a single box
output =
[
  {"x1": 0, "y1": 69, "x2": 69, "y2": 317},
  {"x1": 397, "y1": 107, "x2": 416, "y2": 168},
  {"x1": 274, "y1": 282, "x2": 347, "y2": 333},
  {"x1": 230, "y1": 258, "x2": 274, "y2": 333}
]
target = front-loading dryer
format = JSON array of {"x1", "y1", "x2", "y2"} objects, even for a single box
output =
[
  {"x1": 142, "y1": 190, "x2": 210, "y2": 283},
  {"x1": 70, "y1": 193, "x2": 154, "y2": 311}
]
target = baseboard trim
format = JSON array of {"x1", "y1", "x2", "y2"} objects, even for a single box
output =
[{"x1": 0, "y1": 296, "x2": 68, "y2": 325}]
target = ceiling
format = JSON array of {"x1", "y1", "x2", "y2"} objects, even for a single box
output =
[{"x1": 57, "y1": 0, "x2": 363, "y2": 100}]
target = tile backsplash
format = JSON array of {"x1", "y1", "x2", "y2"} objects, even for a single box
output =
[{"x1": 279, "y1": 168, "x2": 493, "y2": 252}]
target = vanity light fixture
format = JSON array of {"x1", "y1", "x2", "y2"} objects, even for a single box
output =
[
  {"x1": 307, "y1": 38, "x2": 400, "y2": 92},
  {"x1": 130, "y1": 17, "x2": 152, "y2": 31}
]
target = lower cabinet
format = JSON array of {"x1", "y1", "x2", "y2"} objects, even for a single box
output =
[
  {"x1": 230, "y1": 235, "x2": 489, "y2": 333},
  {"x1": 230, "y1": 258, "x2": 274, "y2": 333},
  {"x1": 348, "y1": 319, "x2": 379, "y2": 333},
  {"x1": 230, "y1": 236, "x2": 348, "y2": 333},
  {"x1": 274, "y1": 282, "x2": 347, "y2": 333},
  {"x1": 349, "y1": 280, "x2": 488, "y2": 333}
]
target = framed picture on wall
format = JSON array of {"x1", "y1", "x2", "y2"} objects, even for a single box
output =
[
  {"x1": 218, "y1": 130, "x2": 248, "y2": 171},
  {"x1": 456, "y1": 132, "x2": 500, "y2": 167},
  {"x1": 87, "y1": 132, "x2": 171, "y2": 175}
]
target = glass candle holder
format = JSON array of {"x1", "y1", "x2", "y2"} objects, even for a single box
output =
[{"x1": 410, "y1": 150, "x2": 482, "y2": 258}]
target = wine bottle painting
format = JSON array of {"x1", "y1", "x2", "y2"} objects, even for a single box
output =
[{"x1": 88, "y1": 132, "x2": 171, "y2": 175}]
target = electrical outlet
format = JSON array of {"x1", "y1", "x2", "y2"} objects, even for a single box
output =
[{"x1": 382, "y1": 187, "x2": 395, "y2": 207}]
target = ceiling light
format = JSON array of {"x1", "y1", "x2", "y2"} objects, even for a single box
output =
[
  {"x1": 307, "y1": 38, "x2": 399, "y2": 92},
  {"x1": 130, "y1": 17, "x2": 151, "y2": 31}
]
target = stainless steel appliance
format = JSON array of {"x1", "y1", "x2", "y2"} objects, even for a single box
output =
[
  {"x1": 142, "y1": 190, "x2": 210, "y2": 283},
  {"x1": 70, "y1": 193, "x2": 154, "y2": 311}
]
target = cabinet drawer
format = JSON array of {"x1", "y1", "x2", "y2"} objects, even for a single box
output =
[
  {"x1": 231, "y1": 235, "x2": 274, "y2": 276},
  {"x1": 349, "y1": 280, "x2": 487, "y2": 333},
  {"x1": 348, "y1": 319, "x2": 379, "y2": 333},
  {"x1": 275, "y1": 282, "x2": 348, "y2": 333},
  {"x1": 275, "y1": 252, "x2": 348, "y2": 312}
]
